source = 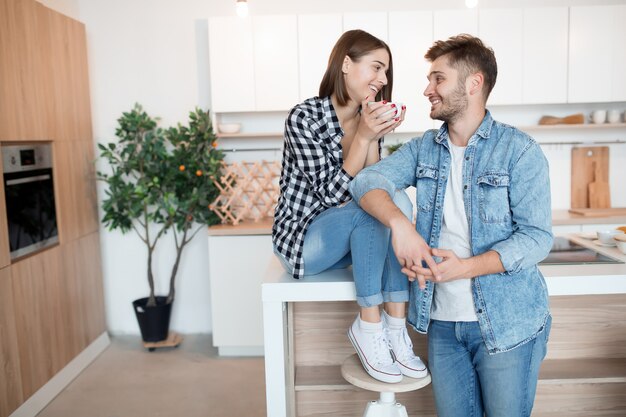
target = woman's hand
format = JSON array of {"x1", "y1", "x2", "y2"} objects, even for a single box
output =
[{"x1": 357, "y1": 96, "x2": 406, "y2": 143}]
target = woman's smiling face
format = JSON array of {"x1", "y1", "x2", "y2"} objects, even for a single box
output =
[{"x1": 342, "y1": 48, "x2": 390, "y2": 104}]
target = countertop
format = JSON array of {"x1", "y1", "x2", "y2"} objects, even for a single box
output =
[
  {"x1": 209, "y1": 211, "x2": 626, "y2": 236},
  {"x1": 262, "y1": 233, "x2": 626, "y2": 302}
]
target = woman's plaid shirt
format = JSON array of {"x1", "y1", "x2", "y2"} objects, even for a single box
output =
[{"x1": 272, "y1": 96, "x2": 381, "y2": 279}]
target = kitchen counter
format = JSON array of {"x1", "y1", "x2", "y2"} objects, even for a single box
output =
[
  {"x1": 208, "y1": 211, "x2": 626, "y2": 235},
  {"x1": 263, "y1": 233, "x2": 626, "y2": 303},
  {"x1": 261, "y1": 233, "x2": 626, "y2": 417},
  {"x1": 552, "y1": 209, "x2": 626, "y2": 226}
]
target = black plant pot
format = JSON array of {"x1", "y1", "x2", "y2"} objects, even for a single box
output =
[{"x1": 132, "y1": 296, "x2": 172, "y2": 342}]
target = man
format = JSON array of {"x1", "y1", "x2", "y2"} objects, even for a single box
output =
[{"x1": 350, "y1": 34, "x2": 553, "y2": 417}]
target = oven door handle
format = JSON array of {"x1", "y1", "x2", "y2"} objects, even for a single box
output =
[{"x1": 6, "y1": 174, "x2": 51, "y2": 186}]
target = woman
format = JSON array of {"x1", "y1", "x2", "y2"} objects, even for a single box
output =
[{"x1": 272, "y1": 30, "x2": 426, "y2": 383}]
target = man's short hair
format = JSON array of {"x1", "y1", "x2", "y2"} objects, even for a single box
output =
[{"x1": 425, "y1": 34, "x2": 497, "y2": 101}]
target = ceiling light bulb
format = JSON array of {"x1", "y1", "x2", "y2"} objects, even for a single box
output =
[
  {"x1": 236, "y1": 0, "x2": 248, "y2": 18},
  {"x1": 465, "y1": 0, "x2": 478, "y2": 8}
]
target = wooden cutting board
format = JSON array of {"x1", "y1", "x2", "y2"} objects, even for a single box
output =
[
  {"x1": 571, "y1": 146, "x2": 610, "y2": 209},
  {"x1": 588, "y1": 161, "x2": 611, "y2": 208}
]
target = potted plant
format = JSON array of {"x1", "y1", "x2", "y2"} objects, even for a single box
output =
[{"x1": 97, "y1": 104, "x2": 225, "y2": 342}]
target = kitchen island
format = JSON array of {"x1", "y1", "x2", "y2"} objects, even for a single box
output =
[{"x1": 262, "y1": 234, "x2": 626, "y2": 417}]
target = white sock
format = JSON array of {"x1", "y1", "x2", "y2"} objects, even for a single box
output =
[
  {"x1": 383, "y1": 310, "x2": 406, "y2": 331},
  {"x1": 358, "y1": 315, "x2": 383, "y2": 332}
]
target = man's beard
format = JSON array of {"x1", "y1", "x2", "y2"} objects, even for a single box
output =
[{"x1": 431, "y1": 82, "x2": 468, "y2": 124}]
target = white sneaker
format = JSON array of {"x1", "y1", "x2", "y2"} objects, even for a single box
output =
[
  {"x1": 383, "y1": 316, "x2": 428, "y2": 379},
  {"x1": 347, "y1": 315, "x2": 402, "y2": 383}
]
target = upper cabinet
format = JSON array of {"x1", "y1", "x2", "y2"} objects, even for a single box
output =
[
  {"x1": 252, "y1": 15, "x2": 299, "y2": 111},
  {"x1": 569, "y1": 5, "x2": 626, "y2": 103},
  {"x1": 208, "y1": 6, "x2": 626, "y2": 117},
  {"x1": 478, "y1": 7, "x2": 569, "y2": 105},
  {"x1": 388, "y1": 11, "x2": 434, "y2": 133},
  {"x1": 478, "y1": 8, "x2": 523, "y2": 105},
  {"x1": 208, "y1": 15, "x2": 299, "y2": 112},
  {"x1": 208, "y1": 17, "x2": 255, "y2": 112},
  {"x1": 522, "y1": 7, "x2": 568, "y2": 104},
  {"x1": 297, "y1": 14, "x2": 342, "y2": 102}
]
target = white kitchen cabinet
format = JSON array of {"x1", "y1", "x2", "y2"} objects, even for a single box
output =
[
  {"x1": 297, "y1": 14, "x2": 343, "y2": 102},
  {"x1": 568, "y1": 6, "x2": 614, "y2": 103},
  {"x1": 434, "y1": 9, "x2": 478, "y2": 41},
  {"x1": 522, "y1": 7, "x2": 568, "y2": 104},
  {"x1": 478, "y1": 8, "x2": 523, "y2": 105},
  {"x1": 208, "y1": 16, "x2": 255, "y2": 112},
  {"x1": 253, "y1": 15, "x2": 299, "y2": 111},
  {"x1": 208, "y1": 15, "x2": 298, "y2": 113},
  {"x1": 388, "y1": 11, "x2": 433, "y2": 133},
  {"x1": 208, "y1": 233, "x2": 273, "y2": 355},
  {"x1": 343, "y1": 12, "x2": 388, "y2": 42},
  {"x1": 611, "y1": 5, "x2": 626, "y2": 102}
]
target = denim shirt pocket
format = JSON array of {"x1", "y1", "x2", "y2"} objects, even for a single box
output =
[
  {"x1": 477, "y1": 172, "x2": 511, "y2": 224},
  {"x1": 415, "y1": 164, "x2": 439, "y2": 212}
]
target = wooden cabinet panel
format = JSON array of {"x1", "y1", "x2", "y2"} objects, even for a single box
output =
[
  {"x1": 479, "y1": 8, "x2": 523, "y2": 105},
  {"x1": 0, "y1": 267, "x2": 23, "y2": 417},
  {"x1": 522, "y1": 7, "x2": 568, "y2": 104},
  {"x1": 253, "y1": 15, "x2": 299, "y2": 111},
  {"x1": 59, "y1": 232, "x2": 106, "y2": 354},
  {"x1": 388, "y1": 11, "x2": 433, "y2": 133},
  {"x1": 208, "y1": 16, "x2": 255, "y2": 112},
  {"x1": 38, "y1": 4, "x2": 93, "y2": 142},
  {"x1": 0, "y1": 0, "x2": 49, "y2": 140},
  {"x1": 54, "y1": 140, "x2": 99, "y2": 243},
  {"x1": 297, "y1": 14, "x2": 342, "y2": 102},
  {"x1": 11, "y1": 246, "x2": 67, "y2": 399},
  {"x1": 342, "y1": 12, "x2": 388, "y2": 42}
]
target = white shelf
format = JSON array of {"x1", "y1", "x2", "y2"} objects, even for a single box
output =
[
  {"x1": 520, "y1": 122, "x2": 626, "y2": 131},
  {"x1": 216, "y1": 132, "x2": 282, "y2": 139}
]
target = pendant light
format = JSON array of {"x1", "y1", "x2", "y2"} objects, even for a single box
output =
[{"x1": 236, "y1": 0, "x2": 248, "y2": 18}]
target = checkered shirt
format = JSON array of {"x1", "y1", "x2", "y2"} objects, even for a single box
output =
[{"x1": 272, "y1": 96, "x2": 381, "y2": 279}]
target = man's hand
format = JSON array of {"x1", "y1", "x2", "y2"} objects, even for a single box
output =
[
  {"x1": 390, "y1": 217, "x2": 441, "y2": 290},
  {"x1": 408, "y1": 248, "x2": 472, "y2": 282},
  {"x1": 408, "y1": 248, "x2": 505, "y2": 283}
]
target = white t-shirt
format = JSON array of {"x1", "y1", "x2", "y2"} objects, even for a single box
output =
[{"x1": 430, "y1": 140, "x2": 478, "y2": 322}]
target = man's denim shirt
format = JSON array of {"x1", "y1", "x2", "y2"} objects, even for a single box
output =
[{"x1": 350, "y1": 111, "x2": 553, "y2": 354}]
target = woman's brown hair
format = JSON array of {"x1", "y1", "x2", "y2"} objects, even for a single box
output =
[{"x1": 319, "y1": 30, "x2": 393, "y2": 106}]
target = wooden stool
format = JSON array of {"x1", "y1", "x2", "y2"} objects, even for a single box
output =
[{"x1": 341, "y1": 354, "x2": 431, "y2": 417}]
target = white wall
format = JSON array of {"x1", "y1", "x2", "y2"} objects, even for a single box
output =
[{"x1": 62, "y1": 0, "x2": 626, "y2": 336}]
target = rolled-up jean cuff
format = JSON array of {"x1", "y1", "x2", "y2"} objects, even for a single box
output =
[
  {"x1": 383, "y1": 290, "x2": 409, "y2": 303},
  {"x1": 357, "y1": 293, "x2": 384, "y2": 308}
]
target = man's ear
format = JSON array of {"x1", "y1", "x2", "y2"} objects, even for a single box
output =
[
  {"x1": 468, "y1": 72, "x2": 484, "y2": 96},
  {"x1": 342, "y1": 56, "x2": 351, "y2": 74}
]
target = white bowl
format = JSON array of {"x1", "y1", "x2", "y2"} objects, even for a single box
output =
[
  {"x1": 616, "y1": 240, "x2": 626, "y2": 255},
  {"x1": 218, "y1": 123, "x2": 241, "y2": 134},
  {"x1": 597, "y1": 230, "x2": 623, "y2": 245}
]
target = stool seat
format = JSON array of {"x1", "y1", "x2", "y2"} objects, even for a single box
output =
[
  {"x1": 341, "y1": 354, "x2": 431, "y2": 392},
  {"x1": 341, "y1": 354, "x2": 431, "y2": 417}
]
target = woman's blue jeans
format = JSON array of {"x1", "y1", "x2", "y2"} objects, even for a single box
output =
[
  {"x1": 299, "y1": 190, "x2": 412, "y2": 307},
  {"x1": 428, "y1": 316, "x2": 551, "y2": 417}
]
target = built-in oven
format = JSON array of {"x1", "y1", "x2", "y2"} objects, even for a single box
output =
[{"x1": 2, "y1": 143, "x2": 58, "y2": 260}]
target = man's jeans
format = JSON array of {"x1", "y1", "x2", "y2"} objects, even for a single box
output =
[
  {"x1": 428, "y1": 316, "x2": 551, "y2": 417},
  {"x1": 276, "y1": 191, "x2": 412, "y2": 307}
]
